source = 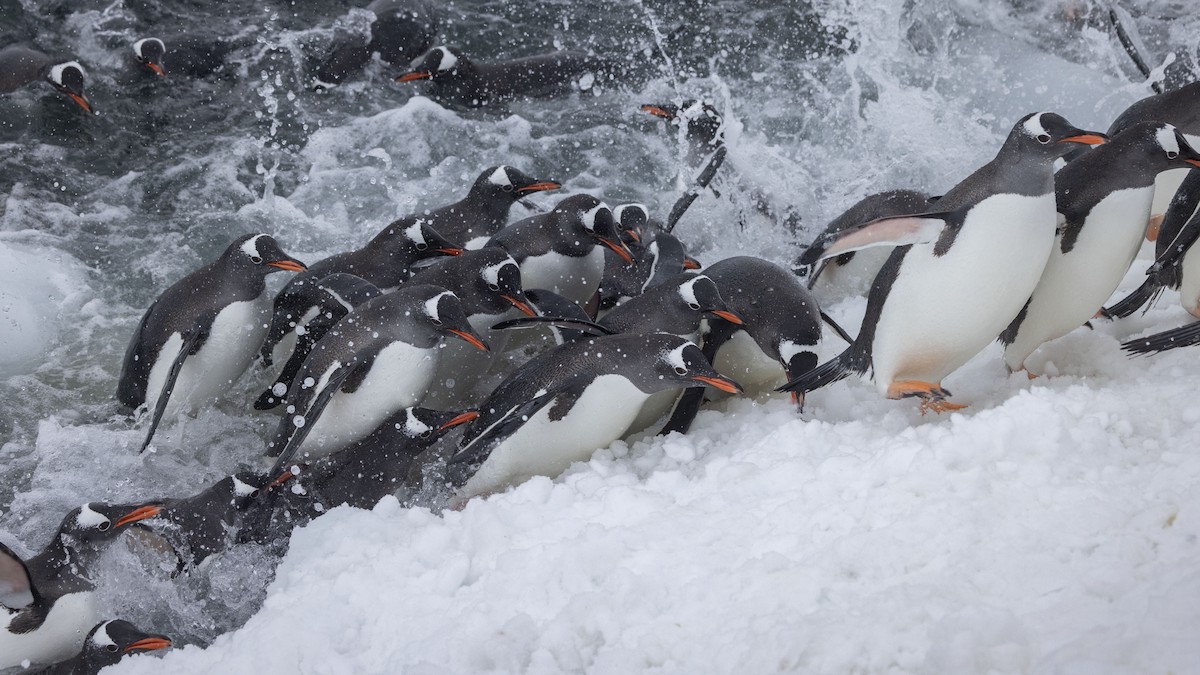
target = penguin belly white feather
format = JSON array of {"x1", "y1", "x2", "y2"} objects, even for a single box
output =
[
  {"x1": 713, "y1": 330, "x2": 785, "y2": 396},
  {"x1": 1003, "y1": 186, "x2": 1154, "y2": 371},
  {"x1": 459, "y1": 375, "x2": 649, "y2": 499},
  {"x1": 870, "y1": 193, "x2": 1056, "y2": 392},
  {"x1": 1179, "y1": 245, "x2": 1200, "y2": 318},
  {"x1": 518, "y1": 248, "x2": 604, "y2": 307},
  {"x1": 809, "y1": 247, "x2": 891, "y2": 304},
  {"x1": 144, "y1": 293, "x2": 270, "y2": 419},
  {"x1": 0, "y1": 591, "x2": 97, "y2": 669},
  {"x1": 296, "y1": 341, "x2": 440, "y2": 460}
]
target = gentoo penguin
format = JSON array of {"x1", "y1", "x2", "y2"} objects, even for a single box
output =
[
  {"x1": 0, "y1": 46, "x2": 93, "y2": 113},
  {"x1": 1, "y1": 503, "x2": 165, "y2": 669},
  {"x1": 487, "y1": 194, "x2": 632, "y2": 309},
  {"x1": 116, "y1": 234, "x2": 306, "y2": 453},
  {"x1": 255, "y1": 273, "x2": 382, "y2": 410},
  {"x1": 663, "y1": 256, "x2": 825, "y2": 434},
  {"x1": 130, "y1": 35, "x2": 233, "y2": 79},
  {"x1": 260, "y1": 218, "x2": 459, "y2": 367},
  {"x1": 446, "y1": 333, "x2": 742, "y2": 502},
  {"x1": 396, "y1": 46, "x2": 624, "y2": 107},
  {"x1": 433, "y1": 166, "x2": 561, "y2": 248},
  {"x1": 33, "y1": 620, "x2": 171, "y2": 675},
  {"x1": 264, "y1": 285, "x2": 488, "y2": 474},
  {"x1": 598, "y1": 204, "x2": 702, "y2": 310},
  {"x1": 780, "y1": 113, "x2": 1107, "y2": 412},
  {"x1": 1000, "y1": 122, "x2": 1200, "y2": 372},
  {"x1": 131, "y1": 38, "x2": 165, "y2": 77},
  {"x1": 641, "y1": 100, "x2": 725, "y2": 163},
  {"x1": 315, "y1": 0, "x2": 440, "y2": 87},
  {"x1": 796, "y1": 190, "x2": 937, "y2": 300}
]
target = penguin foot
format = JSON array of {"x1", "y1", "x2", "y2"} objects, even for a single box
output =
[
  {"x1": 919, "y1": 399, "x2": 968, "y2": 415},
  {"x1": 1146, "y1": 214, "x2": 1164, "y2": 242},
  {"x1": 886, "y1": 380, "x2": 965, "y2": 414}
]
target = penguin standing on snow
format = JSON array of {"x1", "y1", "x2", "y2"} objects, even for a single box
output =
[
  {"x1": 34, "y1": 620, "x2": 171, "y2": 674},
  {"x1": 1000, "y1": 122, "x2": 1200, "y2": 372},
  {"x1": 264, "y1": 285, "x2": 489, "y2": 472},
  {"x1": 780, "y1": 113, "x2": 1107, "y2": 412},
  {"x1": 0, "y1": 46, "x2": 93, "y2": 113},
  {"x1": 446, "y1": 333, "x2": 742, "y2": 502},
  {"x1": 116, "y1": 234, "x2": 306, "y2": 452},
  {"x1": 1, "y1": 503, "x2": 165, "y2": 669}
]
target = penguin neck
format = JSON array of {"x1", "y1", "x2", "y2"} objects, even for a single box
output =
[
  {"x1": 26, "y1": 536, "x2": 94, "y2": 595},
  {"x1": 460, "y1": 190, "x2": 515, "y2": 230},
  {"x1": 989, "y1": 145, "x2": 1056, "y2": 197},
  {"x1": 1061, "y1": 138, "x2": 1162, "y2": 193},
  {"x1": 216, "y1": 259, "x2": 269, "y2": 298}
]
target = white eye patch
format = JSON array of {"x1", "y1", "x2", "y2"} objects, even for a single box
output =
[
  {"x1": 49, "y1": 61, "x2": 85, "y2": 86},
  {"x1": 424, "y1": 290, "x2": 456, "y2": 321},
  {"x1": 488, "y1": 166, "x2": 511, "y2": 187},
  {"x1": 435, "y1": 47, "x2": 458, "y2": 71},
  {"x1": 1157, "y1": 124, "x2": 1181, "y2": 156},
  {"x1": 1022, "y1": 112, "x2": 1048, "y2": 139},
  {"x1": 404, "y1": 408, "x2": 431, "y2": 435},
  {"x1": 240, "y1": 234, "x2": 266, "y2": 259}
]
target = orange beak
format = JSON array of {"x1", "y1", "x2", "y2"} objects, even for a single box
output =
[
  {"x1": 448, "y1": 329, "x2": 489, "y2": 352},
  {"x1": 683, "y1": 256, "x2": 701, "y2": 270},
  {"x1": 1059, "y1": 133, "x2": 1107, "y2": 145},
  {"x1": 502, "y1": 295, "x2": 536, "y2": 317},
  {"x1": 114, "y1": 504, "x2": 164, "y2": 528},
  {"x1": 600, "y1": 238, "x2": 634, "y2": 264},
  {"x1": 438, "y1": 410, "x2": 480, "y2": 431},
  {"x1": 692, "y1": 375, "x2": 743, "y2": 394},
  {"x1": 625, "y1": 228, "x2": 642, "y2": 243},
  {"x1": 436, "y1": 247, "x2": 463, "y2": 256},
  {"x1": 67, "y1": 93, "x2": 93, "y2": 114},
  {"x1": 396, "y1": 71, "x2": 432, "y2": 83},
  {"x1": 268, "y1": 470, "x2": 296, "y2": 490},
  {"x1": 268, "y1": 259, "x2": 307, "y2": 272},
  {"x1": 709, "y1": 309, "x2": 743, "y2": 325},
  {"x1": 147, "y1": 63, "x2": 165, "y2": 77},
  {"x1": 641, "y1": 104, "x2": 674, "y2": 119},
  {"x1": 1187, "y1": 159, "x2": 1200, "y2": 168},
  {"x1": 124, "y1": 637, "x2": 172, "y2": 653},
  {"x1": 516, "y1": 182, "x2": 561, "y2": 194}
]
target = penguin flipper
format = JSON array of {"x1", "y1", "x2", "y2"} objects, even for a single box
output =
[
  {"x1": 139, "y1": 322, "x2": 211, "y2": 454},
  {"x1": 819, "y1": 311, "x2": 855, "y2": 344},
  {"x1": 265, "y1": 361, "x2": 362, "y2": 476},
  {"x1": 1122, "y1": 321, "x2": 1200, "y2": 355},
  {"x1": 491, "y1": 315, "x2": 614, "y2": 337},
  {"x1": 116, "y1": 300, "x2": 160, "y2": 410},
  {"x1": 813, "y1": 212, "x2": 952, "y2": 262},
  {"x1": 254, "y1": 329, "x2": 322, "y2": 411},
  {"x1": 0, "y1": 540, "x2": 35, "y2": 609},
  {"x1": 777, "y1": 348, "x2": 856, "y2": 394},
  {"x1": 1104, "y1": 276, "x2": 1163, "y2": 319},
  {"x1": 665, "y1": 145, "x2": 728, "y2": 233},
  {"x1": 447, "y1": 390, "x2": 560, "y2": 485}
]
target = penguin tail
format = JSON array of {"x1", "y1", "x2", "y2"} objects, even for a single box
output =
[
  {"x1": 1122, "y1": 321, "x2": 1200, "y2": 355},
  {"x1": 1105, "y1": 277, "x2": 1162, "y2": 319},
  {"x1": 776, "y1": 348, "x2": 855, "y2": 394}
]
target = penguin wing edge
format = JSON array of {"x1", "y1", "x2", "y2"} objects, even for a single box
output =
[{"x1": 814, "y1": 213, "x2": 950, "y2": 261}]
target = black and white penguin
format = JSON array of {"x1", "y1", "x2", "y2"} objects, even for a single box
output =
[
  {"x1": 780, "y1": 112, "x2": 1107, "y2": 412},
  {"x1": 487, "y1": 194, "x2": 632, "y2": 309},
  {"x1": 641, "y1": 100, "x2": 725, "y2": 163},
  {"x1": 0, "y1": 46, "x2": 93, "y2": 113},
  {"x1": 131, "y1": 38, "x2": 165, "y2": 78},
  {"x1": 598, "y1": 204, "x2": 701, "y2": 310},
  {"x1": 446, "y1": 333, "x2": 742, "y2": 502},
  {"x1": 1, "y1": 503, "x2": 165, "y2": 669},
  {"x1": 1000, "y1": 122, "x2": 1200, "y2": 372},
  {"x1": 435, "y1": 166, "x2": 561, "y2": 248},
  {"x1": 116, "y1": 234, "x2": 306, "y2": 453},
  {"x1": 396, "y1": 45, "x2": 622, "y2": 107},
  {"x1": 796, "y1": 189, "x2": 937, "y2": 300},
  {"x1": 130, "y1": 35, "x2": 233, "y2": 80},
  {"x1": 255, "y1": 273, "x2": 383, "y2": 410},
  {"x1": 33, "y1": 620, "x2": 171, "y2": 675},
  {"x1": 264, "y1": 285, "x2": 489, "y2": 473},
  {"x1": 314, "y1": 0, "x2": 440, "y2": 88}
]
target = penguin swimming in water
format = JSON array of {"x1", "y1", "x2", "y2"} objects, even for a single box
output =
[
  {"x1": 487, "y1": 194, "x2": 632, "y2": 309},
  {"x1": 116, "y1": 234, "x2": 306, "y2": 453},
  {"x1": 32, "y1": 620, "x2": 171, "y2": 675},
  {"x1": 780, "y1": 112, "x2": 1107, "y2": 412},
  {"x1": 0, "y1": 46, "x2": 93, "y2": 113},
  {"x1": 641, "y1": 100, "x2": 725, "y2": 164},
  {"x1": 433, "y1": 166, "x2": 561, "y2": 248},
  {"x1": 797, "y1": 190, "x2": 937, "y2": 301},
  {"x1": 396, "y1": 46, "x2": 625, "y2": 107},
  {"x1": 445, "y1": 332, "x2": 742, "y2": 502},
  {"x1": 1000, "y1": 122, "x2": 1200, "y2": 373},
  {"x1": 264, "y1": 285, "x2": 488, "y2": 473},
  {"x1": 314, "y1": 0, "x2": 440, "y2": 88},
  {"x1": 130, "y1": 35, "x2": 234, "y2": 80},
  {"x1": 1, "y1": 503, "x2": 165, "y2": 669}
]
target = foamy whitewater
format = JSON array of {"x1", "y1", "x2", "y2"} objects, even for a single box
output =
[{"x1": 2, "y1": 0, "x2": 1200, "y2": 672}]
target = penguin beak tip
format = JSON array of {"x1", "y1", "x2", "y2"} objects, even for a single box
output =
[{"x1": 438, "y1": 410, "x2": 480, "y2": 431}]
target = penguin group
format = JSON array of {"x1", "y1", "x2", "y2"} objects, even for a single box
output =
[{"x1": 4, "y1": 0, "x2": 1200, "y2": 670}]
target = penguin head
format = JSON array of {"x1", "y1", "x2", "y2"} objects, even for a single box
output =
[
  {"x1": 637, "y1": 337, "x2": 742, "y2": 394},
  {"x1": 132, "y1": 37, "x2": 166, "y2": 77},
  {"x1": 1146, "y1": 122, "x2": 1200, "y2": 169},
  {"x1": 673, "y1": 273, "x2": 743, "y2": 324},
  {"x1": 397, "y1": 46, "x2": 467, "y2": 83},
  {"x1": 56, "y1": 502, "x2": 166, "y2": 547},
  {"x1": 394, "y1": 221, "x2": 464, "y2": 259},
  {"x1": 642, "y1": 100, "x2": 724, "y2": 147},
  {"x1": 476, "y1": 251, "x2": 535, "y2": 317},
  {"x1": 81, "y1": 620, "x2": 171, "y2": 668},
  {"x1": 472, "y1": 166, "x2": 561, "y2": 204},
  {"x1": 613, "y1": 203, "x2": 649, "y2": 245},
  {"x1": 395, "y1": 407, "x2": 481, "y2": 447},
  {"x1": 1014, "y1": 112, "x2": 1107, "y2": 157},
  {"x1": 421, "y1": 288, "x2": 491, "y2": 352},
  {"x1": 46, "y1": 61, "x2": 93, "y2": 114},
  {"x1": 556, "y1": 195, "x2": 633, "y2": 264},
  {"x1": 228, "y1": 234, "x2": 308, "y2": 275}
]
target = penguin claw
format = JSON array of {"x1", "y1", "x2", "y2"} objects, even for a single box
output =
[
  {"x1": 887, "y1": 380, "x2": 966, "y2": 415},
  {"x1": 919, "y1": 399, "x2": 968, "y2": 415}
]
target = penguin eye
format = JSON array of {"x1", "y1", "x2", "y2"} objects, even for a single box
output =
[
  {"x1": 415, "y1": 242, "x2": 428, "y2": 251},
  {"x1": 97, "y1": 521, "x2": 111, "y2": 532},
  {"x1": 1168, "y1": 151, "x2": 1179, "y2": 160},
  {"x1": 487, "y1": 283, "x2": 500, "y2": 292},
  {"x1": 501, "y1": 184, "x2": 514, "y2": 193},
  {"x1": 419, "y1": 429, "x2": 432, "y2": 438},
  {"x1": 430, "y1": 317, "x2": 443, "y2": 326},
  {"x1": 688, "y1": 302, "x2": 701, "y2": 311},
  {"x1": 673, "y1": 366, "x2": 687, "y2": 376},
  {"x1": 250, "y1": 255, "x2": 263, "y2": 265},
  {"x1": 106, "y1": 644, "x2": 119, "y2": 653},
  {"x1": 1036, "y1": 134, "x2": 1051, "y2": 144}
]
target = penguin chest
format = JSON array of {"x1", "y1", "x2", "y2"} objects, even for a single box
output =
[
  {"x1": 145, "y1": 294, "x2": 270, "y2": 417},
  {"x1": 519, "y1": 248, "x2": 604, "y2": 307},
  {"x1": 714, "y1": 330, "x2": 784, "y2": 394},
  {"x1": 300, "y1": 341, "x2": 440, "y2": 457},
  {"x1": 1005, "y1": 187, "x2": 1154, "y2": 367},
  {"x1": 0, "y1": 592, "x2": 98, "y2": 669},
  {"x1": 459, "y1": 375, "x2": 650, "y2": 499},
  {"x1": 870, "y1": 192, "x2": 1056, "y2": 388}
]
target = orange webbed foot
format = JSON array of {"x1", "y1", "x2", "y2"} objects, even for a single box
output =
[{"x1": 887, "y1": 380, "x2": 966, "y2": 415}]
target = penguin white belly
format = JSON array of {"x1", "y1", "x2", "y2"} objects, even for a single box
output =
[
  {"x1": 870, "y1": 193, "x2": 1056, "y2": 391},
  {"x1": 810, "y1": 247, "x2": 891, "y2": 304},
  {"x1": 0, "y1": 592, "x2": 97, "y2": 668},
  {"x1": 714, "y1": 329, "x2": 785, "y2": 395},
  {"x1": 459, "y1": 375, "x2": 650, "y2": 499},
  {"x1": 145, "y1": 294, "x2": 270, "y2": 418},
  {"x1": 1180, "y1": 245, "x2": 1200, "y2": 318},
  {"x1": 1003, "y1": 187, "x2": 1153, "y2": 370},
  {"x1": 298, "y1": 342, "x2": 439, "y2": 458},
  {"x1": 1151, "y1": 134, "x2": 1200, "y2": 219},
  {"x1": 519, "y1": 248, "x2": 604, "y2": 307}
]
